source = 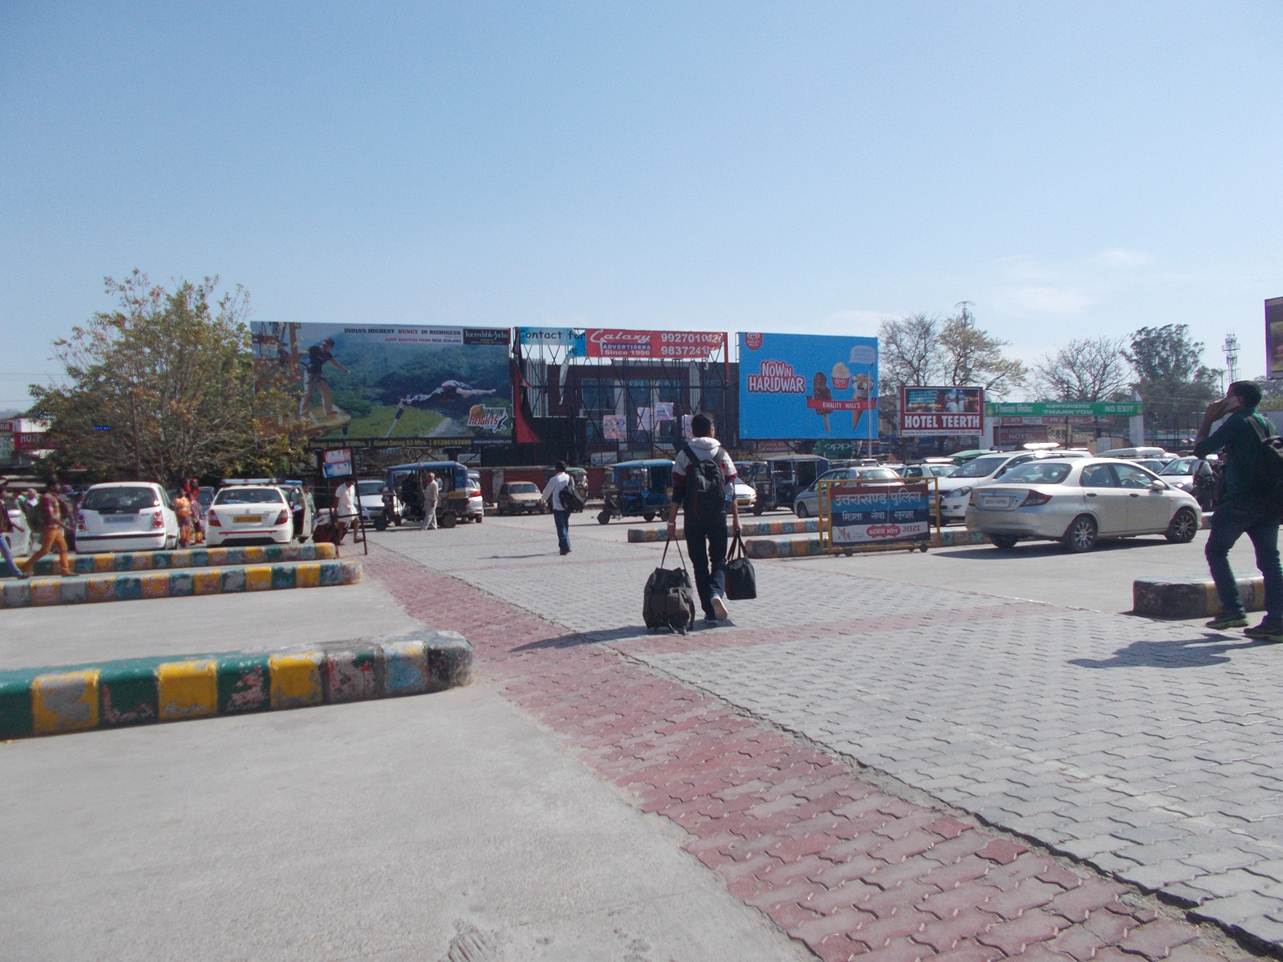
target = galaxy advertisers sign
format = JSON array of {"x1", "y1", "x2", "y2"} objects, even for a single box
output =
[
  {"x1": 899, "y1": 386, "x2": 984, "y2": 436},
  {"x1": 827, "y1": 481, "x2": 930, "y2": 545},
  {"x1": 738, "y1": 333, "x2": 879, "y2": 440},
  {"x1": 581, "y1": 329, "x2": 727, "y2": 360},
  {"x1": 1267, "y1": 298, "x2": 1283, "y2": 380}
]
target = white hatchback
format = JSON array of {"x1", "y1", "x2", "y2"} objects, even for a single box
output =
[
  {"x1": 76, "y1": 482, "x2": 179, "y2": 553},
  {"x1": 205, "y1": 485, "x2": 294, "y2": 547}
]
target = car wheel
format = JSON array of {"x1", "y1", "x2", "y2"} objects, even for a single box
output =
[
  {"x1": 597, "y1": 510, "x2": 610, "y2": 525},
  {"x1": 440, "y1": 512, "x2": 457, "y2": 529},
  {"x1": 990, "y1": 534, "x2": 1018, "y2": 550},
  {"x1": 476, "y1": 514, "x2": 483, "y2": 524},
  {"x1": 1166, "y1": 507, "x2": 1198, "y2": 543},
  {"x1": 1061, "y1": 514, "x2": 1098, "y2": 553},
  {"x1": 753, "y1": 502, "x2": 764, "y2": 516},
  {"x1": 643, "y1": 512, "x2": 655, "y2": 522},
  {"x1": 795, "y1": 502, "x2": 809, "y2": 519}
]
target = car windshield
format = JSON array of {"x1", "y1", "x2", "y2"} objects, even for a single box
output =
[
  {"x1": 857, "y1": 468, "x2": 900, "y2": 481},
  {"x1": 999, "y1": 462, "x2": 1072, "y2": 485},
  {"x1": 81, "y1": 486, "x2": 158, "y2": 512},
  {"x1": 1160, "y1": 458, "x2": 1197, "y2": 475},
  {"x1": 953, "y1": 456, "x2": 1009, "y2": 479},
  {"x1": 357, "y1": 481, "x2": 383, "y2": 497},
  {"x1": 214, "y1": 488, "x2": 285, "y2": 505},
  {"x1": 508, "y1": 483, "x2": 538, "y2": 494},
  {"x1": 927, "y1": 465, "x2": 954, "y2": 476}
]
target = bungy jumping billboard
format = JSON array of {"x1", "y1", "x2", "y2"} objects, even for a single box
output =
[
  {"x1": 251, "y1": 322, "x2": 513, "y2": 443},
  {"x1": 738, "y1": 333, "x2": 879, "y2": 440}
]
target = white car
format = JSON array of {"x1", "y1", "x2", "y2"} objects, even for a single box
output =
[
  {"x1": 965, "y1": 457, "x2": 1202, "y2": 552},
  {"x1": 5, "y1": 505, "x2": 31, "y2": 558},
  {"x1": 75, "y1": 482, "x2": 180, "y2": 553},
  {"x1": 933, "y1": 450, "x2": 1090, "y2": 524},
  {"x1": 732, "y1": 479, "x2": 757, "y2": 511},
  {"x1": 356, "y1": 479, "x2": 400, "y2": 529},
  {"x1": 205, "y1": 485, "x2": 295, "y2": 547},
  {"x1": 463, "y1": 477, "x2": 485, "y2": 523}
]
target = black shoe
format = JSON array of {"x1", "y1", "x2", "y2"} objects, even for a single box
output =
[
  {"x1": 1205, "y1": 612, "x2": 1248, "y2": 630},
  {"x1": 1245, "y1": 620, "x2": 1283, "y2": 642},
  {"x1": 559, "y1": 547, "x2": 570, "y2": 555}
]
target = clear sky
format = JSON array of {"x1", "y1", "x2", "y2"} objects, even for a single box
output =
[{"x1": 2, "y1": 1, "x2": 1279, "y2": 410}]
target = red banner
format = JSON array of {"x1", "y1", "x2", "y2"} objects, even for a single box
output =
[{"x1": 582, "y1": 329, "x2": 726, "y2": 360}]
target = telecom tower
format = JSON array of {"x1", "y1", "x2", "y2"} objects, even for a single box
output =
[{"x1": 1223, "y1": 333, "x2": 1239, "y2": 386}]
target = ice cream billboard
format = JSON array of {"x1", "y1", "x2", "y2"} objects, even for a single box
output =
[
  {"x1": 1268, "y1": 298, "x2": 1283, "y2": 379},
  {"x1": 250, "y1": 322, "x2": 512, "y2": 443},
  {"x1": 899, "y1": 386, "x2": 984, "y2": 436},
  {"x1": 738, "y1": 333, "x2": 879, "y2": 440}
]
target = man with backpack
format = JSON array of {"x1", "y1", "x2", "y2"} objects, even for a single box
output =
[
  {"x1": 1195, "y1": 380, "x2": 1283, "y2": 638},
  {"x1": 666, "y1": 414, "x2": 741, "y2": 624},
  {"x1": 542, "y1": 461, "x2": 576, "y2": 555}
]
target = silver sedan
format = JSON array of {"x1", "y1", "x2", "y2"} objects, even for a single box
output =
[{"x1": 964, "y1": 457, "x2": 1202, "y2": 552}]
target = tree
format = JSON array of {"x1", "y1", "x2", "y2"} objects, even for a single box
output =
[
  {"x1": 30, "y1": 271, "x2": 305, "y2": 483},
  {"x1": 1123, "y1": 324, "x2": 1220, "y2": 435},
  {"x1": 878, "y1": 314, "x2": 942, "y2": 389},
  {"x1": 1033, "y1": 336, "x2": 1132, "y2": 402},
  {"x1": 935, "y1": 308, "x2": 1026, "y2": 398}
]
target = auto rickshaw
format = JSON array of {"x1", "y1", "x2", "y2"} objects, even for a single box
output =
[
  {"x1": 739, "y1": 461, "x2": 772, "y2": 515},
  {"x1": 385, "y1": 460, "x2": 471, "y2": 528},
  {"x1": 747, "y1": 455, "x2": 829, "y2": 513},
  {"x1": 597, "y1": 459, "x2": 674, "y2": 524}
]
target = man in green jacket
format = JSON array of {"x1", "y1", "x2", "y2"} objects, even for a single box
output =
[{"x1": 1194, "y1": 380, "x2": 1282, "y2": 637}]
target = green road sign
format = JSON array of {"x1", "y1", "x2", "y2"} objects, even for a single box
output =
[{"x1": 985, "y1": 400, "x2": 1142, "y2": 418}]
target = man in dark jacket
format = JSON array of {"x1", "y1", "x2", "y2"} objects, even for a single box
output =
[{"x1": 1195, "y1": 380, "x2": 1282, "y2": 637}]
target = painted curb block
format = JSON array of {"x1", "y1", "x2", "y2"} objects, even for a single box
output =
[
  {"x1": 10, "y1": 541, "x2": 337, "y2": 579},
  {"x1": 627, "y1": 518, "x2": 819, "y2": 542},
  {"x1": 0, "y1": 633, "x2": 473, "y2": 739},
  {"x1": 0, "y1": 559, "x2": 361, "y2": 609},
  {"x1": 1133, "y1": 576, "x2": 1264, "y2": 619},
  {"x1": 743, "y1": 528, "x2": 989, "y2": 559}
]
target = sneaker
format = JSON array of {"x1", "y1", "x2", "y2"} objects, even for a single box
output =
[
  {"x1": 1245, "y1": 620, "x2": 1283, "y2": 641},
  {"x1": 1205, "y1": 612, "x2": 1248, "y2": 630},
  {"x1": 711, "y1": 592, "x2": 729, "y2": 621}
]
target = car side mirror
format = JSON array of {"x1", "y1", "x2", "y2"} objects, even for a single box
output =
[{"x1": 1149, "y1": 480, "x2": 1166, "y2": 491}]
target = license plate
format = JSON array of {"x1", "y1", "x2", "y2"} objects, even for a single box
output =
[
  {"x1": 233, "y1": 514, "x2": 260, "y2": 523},
  {"x1": 980, "y1": 495, "x2": 1012, "y2": 509},
  {"x1": 104, "y1": 515, "x2": 135, "y2": 524}
]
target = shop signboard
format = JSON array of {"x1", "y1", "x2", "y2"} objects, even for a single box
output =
[
  {"x1": 823, "y1": 481, "x2": 931, "y2": 546},
  {"x1": 581, "y1": 329, "x2": 726, "y2": 360},
  {"x1": 900, "y1": 386, "x2": 984, "y2": 436},
  {"x1": 738, "y1": 333, "x2": 879, "y2": 441},
  {"x1": 321, "y1": 447, "x2": 354, "y2": 479},
  {"x1": 1268, "y1": 297, "x2": 1283, "y2": 379},
  {"x1": 251, "y1": 322, "x2": 512, "y2": 444},
  {"x1": 986, "y1": 400, "x2": 1142, "y2": 418},
  {"x1": 518, "y1": 327, "x2": 579, "y2": 351}
]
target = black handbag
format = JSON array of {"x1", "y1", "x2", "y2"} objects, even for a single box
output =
[{"x1": 724, "y1": 533, "x2": 757, "y2": 601}]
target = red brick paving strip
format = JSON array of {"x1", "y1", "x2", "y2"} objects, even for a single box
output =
[{"x1": 365, "y1": 546, "x2": 1252, "y2": 962}]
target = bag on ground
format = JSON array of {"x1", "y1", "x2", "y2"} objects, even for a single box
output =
[
  {"x1": 724, "y1": 533, "x2": 757, "y2": 601},
  {"x1": 643, "y1": 537, "x2": 697, "y2": 634},
  {"x1": 683, "y1": 443, "x2": 726, "y2": 527}
]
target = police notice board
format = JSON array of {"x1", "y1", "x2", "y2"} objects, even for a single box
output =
[{"x1": 825, "y1": 482, "x2": 931, "y2": 545}]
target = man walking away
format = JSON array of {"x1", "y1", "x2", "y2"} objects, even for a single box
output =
[
  {"x1": 21, "y1": 482, "x2": 72, "y2": 577},
  {"x1": 1195, "y1": 380, "x2": 1283, "y2": 637},
  {"x1": 420, "y1": 471, "x2": 439, "y2": 530},
  {"x1": 333, "y1": 477, "x2": 358, "y2": 546},
  {"x1": 542, "y1": 461, "x2": 574, "y2": 555},
  {"x1": 0, "y1": 479, "x2": 28, "y2": 579},
  {"x1": 666, "y1": 414, "x2": 741, "y2": 625}
]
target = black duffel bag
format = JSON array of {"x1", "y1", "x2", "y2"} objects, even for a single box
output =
[{"x1": 724, "y1": 533, "x2": 757, "y2": 600}]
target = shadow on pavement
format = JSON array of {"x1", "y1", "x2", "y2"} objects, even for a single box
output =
[
  {"x1": 1069, "y1": 634, "x2": 1277, "y2": 669},
  {"x1": 937, "y1": 538, "x2": 1173, "y2": 560},
  {"x1": 513, "y1": 625, "x2": 655, "y2": 651}
]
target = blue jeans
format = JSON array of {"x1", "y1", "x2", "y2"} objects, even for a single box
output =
[
  {"x1": 0, "y1": 534, "x2": 21, "y2": 578},
  {"x1": 552, "y1": 509, "x2": 570, "y2": 552},
  {"x1": 1205, "y1": 501, "x2": 1283, "y2": 621}
]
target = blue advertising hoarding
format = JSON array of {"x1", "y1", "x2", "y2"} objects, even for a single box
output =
[
  {"x1": 828, "y1": 482, "x2": 931, "y2": 545},
  {"x1": 738, "y1": 333, "x2": 879, "y2": 440}
]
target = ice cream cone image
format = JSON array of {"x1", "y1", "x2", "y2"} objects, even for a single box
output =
[
  {"x1": 831, "y1": 361, "x2": 850, "y2": 391},
  {"x1": 852, "y1": 374, "x2": 871, "y2": 429},
  {"x1": 812, "y1": 372, "x2": 832, "y2": 432}
]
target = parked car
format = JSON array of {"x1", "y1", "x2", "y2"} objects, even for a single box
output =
[
  {"x1": 356, "y1": 478, "x2": 400, "y2": 530},
  {"x1": 1096, "y1": 446, "x2": 1175, "y2": 461},
  {"x1": 933, "y1": 449, "x2": 1091, "y2": 524},
  {"x1": 4, "y1": 504, "x2": 31, "y2": 559},
  {"x1": 1158, "y1": 456, "x2": 1218, "y2": 510},
  {"x1": 498, "y1": 481, "x2": 546, "y2": 515},
  {"x1": 793, "y1": 466, "x2": 903, "y2": 518},
  {"x1": 462, "y1": 475, "x2": 484, "y2": 523},
  {"x1": 732, "y1": 478, "x2": 757, "y2": 511},
  {"x1": 900, "y1": 461, "x2": 956, "y2": 481},
  {"x1": 75, "y1": 482, "x2": 180, "y2": 553},
  {"x1": 205, "y1": 485, "x2": 296, "y2": 547},
  {"x1": 965, "y1": 457, "x2": 1201, "y2": 552}
]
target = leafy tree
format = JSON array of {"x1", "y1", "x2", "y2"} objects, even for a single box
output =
[
  {"x1": 935, "y1": 308, "x2": 1026, "y2": 398},
  {"x1": 1123, "y1": 324, "x2": 1220, "y2": 433},
  {"x1": 878, "y1": 313, "x2": 942, "y2": 389},
  {"x1": 29, "y1": 271, "x2": 305, "y2": 484},
  {"x1": 1033, "y1": 336, "x2": 1132, "y2": 401}
]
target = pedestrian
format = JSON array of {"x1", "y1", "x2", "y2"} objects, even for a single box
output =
[
  {"x1": 1195, "y1": 380, "x2": 1283, "y2": 638},
  {"x1": 420, "y1": 471, "x2": 439, "y2": 530},
  {"x1": 174, "y1": 489, "x2": 194, "y2": 547},
  {"x1": 541, "y1": 461, "x2": 575, "y2": 554},
  {"x1": 665, "y1": 413, "x2": 741, "y2": 624},
  {"x1": 333, "y1": 477, "x2": 358, "y2": 545},
  {"x1": 0, "y1": 479, "x2": 28, "y2": 579},
  {"x1": 20, "y1": 481, "x2": 72, "y2": 577}
]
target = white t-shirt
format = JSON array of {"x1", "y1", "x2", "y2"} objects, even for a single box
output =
[
  {"x1": 335, "y1": 483, "x2": 357, "y2": 520},
  {"x1": 542, "y1": 472, "x2": 573, "y2": 511}
]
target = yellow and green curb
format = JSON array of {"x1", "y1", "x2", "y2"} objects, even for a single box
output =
[
  {"x1": 0, "y1": 558, "x2": 361, "y2": 608},
  {"x1": 0, "y1": 633, "x2": 472, "y2": 739},
  {"x1": 10, "y1": 541, "x2": 338, "y2": 579},
  {"x1": 741, "y1": 528, "x2": 990, "y2": 559}
]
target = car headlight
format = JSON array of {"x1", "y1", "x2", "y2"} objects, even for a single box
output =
[{"x1": 954, "y1": 487, "x2": 972, "y2": 498}]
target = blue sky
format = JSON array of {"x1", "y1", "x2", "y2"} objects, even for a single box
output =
[{"x1": 1, "y1": 1, "x2": 1279, "y2": 410}]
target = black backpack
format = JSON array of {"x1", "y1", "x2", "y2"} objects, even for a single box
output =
[
  {"x1": 643, "y1": 537, "x2": 697, "y2": 634},
  {"x1": 1246, "y1": 415, "x2": 1283, "y2": 518},
  {"x1": 559, "y1": 480, "x2": 584, "y2": 513},
  {"x1": 682, "y1": 443, "x2": 727, "y2": 526}
]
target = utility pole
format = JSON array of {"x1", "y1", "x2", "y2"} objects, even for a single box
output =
[
  {"x1": 955, "y1": 301, "x2": 974, "y2": 325},
  {"x1": 1223, "y1": 334, "x2": 1239, "y2": 386}
]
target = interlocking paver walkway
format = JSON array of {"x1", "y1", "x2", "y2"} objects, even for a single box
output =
[{"x1": 363, "y1": 516, "x2": 1280, "y2": 958}]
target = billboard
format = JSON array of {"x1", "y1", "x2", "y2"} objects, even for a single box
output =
[
  {"x1": 1268, "y1": 297, "x2": 1283, "y2": 379},
  {"x1": 825, "y1": 481, "x2": 931, "y2": 545},
  {"x1": 581, "y1": 329, "x2": 726, "y2": 360},
  {"x1": 900, "y1": 386, "x2": 984, "y2": 436},
  {"x1": 251, "y1": 322, "x2": 512, "y2": 443},
  {"x1": 738, "y1": 333, "x2": 878, "y2": 440}
]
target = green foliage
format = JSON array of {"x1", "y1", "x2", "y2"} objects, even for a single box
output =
[
  {"x1": 30, "y1": 270, "x2": 307, "y2": 484},
  {"x1": 1123, "y1": 324, "x2": 1220, "y2": 431}
]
